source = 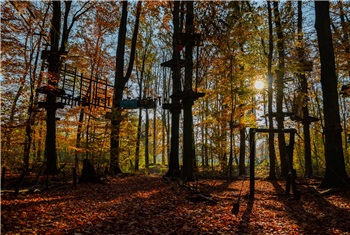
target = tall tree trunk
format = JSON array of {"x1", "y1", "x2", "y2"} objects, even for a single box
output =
[
  {"x1": 24, "y1": 27, "x2": 44, "y2": 172},
  {"x1": 267, "y1": 1, "x2": 276, "y2": 180},
  {"x1": 162, "y1": 112, "x2": 166, "y2": 165},
  {"x1": 161, "y1": 64, "x2": 168, "y2": 166},
  {"x1": 135, "y1": 27, "x2": 152, "y2": 171},
  {"x1": 111, "y1": 1, "x2": 141, "y2": 174},
  {"x1": 165, "y1": 1, "x2": 181, "y2": 178},
  {"x1": 153, "y1": 74, "x2": 159, "y2": 165},
  {"x1": 45, "y1": 1, "x2": 61, "y2": 174},
  {"x1": 315, "y1": 1, "x2": 349, "y2": 188},
  {"x1": 153, "y1": 107, "x2": 157, "y2": 165},
  {"x1": 135, "y1": 110, "x2": 142, "y2": 171},
  {"x1": 228, "y1": 57, "x2": 235, "y2": 179},
  {"x1": 228, "y1": 121, "x2": 234, "y2": 179},
  {"x1": 44, "y1": 1, "x2": 88, "y2": 174},
  {"x1": 181, "y1": 0, "x2": 195, "y2": 182},
  {"x1": 297, "y1": 1, "x2": 312, "y2": 177},
  {"x1": 273, "y1": 1, "x2": 288, "y2": 178},
  {"x1": 339, "y1": 0, "x2": 350, "y2": 164},
  {"x1": 145, "y1": 109, "x2": 150, "y2": 169},
  {"x1": 201, "y1": 101, "x2": 205, "y2": 168},
  {"x1": 338, "y1": 1, "x2": 350, "y2": 81}
]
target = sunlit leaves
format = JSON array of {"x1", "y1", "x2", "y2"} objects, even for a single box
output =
[{"x1": 2, "y1": 176, "x2": 350, "y2": 234}]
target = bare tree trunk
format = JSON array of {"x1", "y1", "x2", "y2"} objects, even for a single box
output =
[
  {"x1": 153, "y1": 108, "x2": 157, "y2": 164},
  {"x1": 161, "y1": 64, "x2": 168, "y2": 166},
  {"x1": 135, "y1": 110, "x2": 142, "y2": 171},
  {"x1": 45, "y1": 1, "x2": 61, "y2": 174},
  {"x1": 153, "y1": 75, "x2": 158, "y2": 165},
  {"x1": 44, "y1": 1, "x2": 89, "y2": 174},
  {"x1": 165, "y1": 1, "x2": 181, "y2": 178},
  {"x1": 181, "y1": 0, "x2": 195, "y2": 182},
  {"x1": 228, "y1": 57, "x2": 235, "y2": 179},
  {"x1": 145, "y1": 109, "x2": 150, "y2": 169},
  {"x1": 273, "y1": 1, "x2": 288, "y2": 178},
  {"x1": 339, "y1": 0, "x2": 350, "y2": 164},
  {"x1": 297, "y1": 1, "x2": 312, "y2": 177},
  {"x1": 111, "y1": 1, "x2": 141, "y2": 174},
  {"x1": 315, "y1": 1, "x2": 349, "y2": 188},
  {"x1": 24, "y1": 31, "x2": 39, "y2": 172},
  {"x1": 267, "y1": 1, "x2": 276, "y2": 180},
  {"x1": 162, "y1": 113, "x2": 166, "y2": 165}
]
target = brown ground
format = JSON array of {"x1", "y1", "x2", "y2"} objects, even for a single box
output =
[{"x1": 1, "y1": 175, "x2": 350, "y2": 234}]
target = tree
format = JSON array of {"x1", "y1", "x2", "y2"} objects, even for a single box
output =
[
  {"x1": 267, "y1": 1, "x2": 277, "y2": 180},
  {"x1": 273, "y1": 1, "x2": 288, "y2": 178},
  {"x1": 164, "y1": 1, "x2": 181, "y2": 178},
  {"x1": 23, "y1": 3, "x2": 50, "y2": 173},
  {"x1": 110, "y1": 1, "x2": 141, "y2": 175},
  {"x1": 296, "y1": 1, "x2": 313, "y2": 177},
  {"x1": 315, "y1": 1, "x2": 349, "y2": 188},
  {"x1": 43, "y1": 1, "x2": 61, "y2": 174},
  {"x1": 332, "y1": 1, "x2": 350, "y2": 164},
  {"x1": 71, "y1": 1, "x2": 117, "y2": 174},
  {"x1": 2, "y1": 2, "x2": 47, "y2": 172},
  {"x1": 45, "y1": 1, "x2": 92, "y2": 174},
  {"x1": 181, "y1": 1, "x2": 196, "y2": 181},
  {"x1": 134, "y1": 12, "x2": 158, "y2": 171}
]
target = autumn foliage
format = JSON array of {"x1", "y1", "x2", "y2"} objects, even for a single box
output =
[{"x1": 1, "y1": 1, "x2": 350, "y2": 233}]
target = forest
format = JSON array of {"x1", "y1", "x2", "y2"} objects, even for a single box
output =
[{"x1": 1, "y1": 1, "x2": 350, "y2": 234}]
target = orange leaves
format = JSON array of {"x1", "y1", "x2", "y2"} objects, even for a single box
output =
[{"x1": 2, "y1": 176, "x2": 350, "y2": 234}]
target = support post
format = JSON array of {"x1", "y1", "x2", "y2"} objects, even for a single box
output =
[
  {"x1": 289, "y1": 131, "x2": 300, "y2": 199},
  {"x1": 249, "y1": 128, "x2": 297, "y2": 199},
  {"x1": 249, "y1": 128, "x2": 256, "y2": 199}
]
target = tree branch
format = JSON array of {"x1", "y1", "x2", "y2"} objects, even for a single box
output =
[{"x1": 124, "y1": 1, "x2": 142, "y2": 83}]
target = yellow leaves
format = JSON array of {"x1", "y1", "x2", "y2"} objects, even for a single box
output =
[
  {"x1": 70, "y1": 146, "x2": 85, "y2": 153},
  {"x1": 11, "y1": 2, "x2": 30, "y2": 14}
]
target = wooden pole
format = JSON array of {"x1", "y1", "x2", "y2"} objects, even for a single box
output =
[{"x1": 249, "y1": 128, "x2": 256, "y2": 199}]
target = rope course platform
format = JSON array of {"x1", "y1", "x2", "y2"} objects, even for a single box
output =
[
  {"x1": 160, "y1": 32, "x2": 205, "y2": 111},
  {"x1": 36, "y1": 64, "x2": 113, "y2": 110},
  {"x1": 263, "y1": 112, "x2": 320, "y2": 123},
  {"x1": 120, "y1": 97, "x2": 159, "y2": 109}
]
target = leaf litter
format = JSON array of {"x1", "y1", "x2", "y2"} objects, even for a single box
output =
[{"x1": 1, "y1": 175, "x2": 350, "y2": 234}]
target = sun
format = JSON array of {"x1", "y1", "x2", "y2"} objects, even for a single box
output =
[{"x1": 254, "y1": 80, "x2": 265, "y2": 90}]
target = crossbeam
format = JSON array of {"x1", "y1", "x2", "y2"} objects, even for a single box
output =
[{"x1": 249, "y1": 128, "x2": 299, "y2": 199}]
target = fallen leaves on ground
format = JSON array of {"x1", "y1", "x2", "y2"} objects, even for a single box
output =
[{"x1": 1, "y1": 175, "x2": 350, "y2": 234}]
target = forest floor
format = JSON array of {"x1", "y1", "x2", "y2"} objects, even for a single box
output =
[{"x1": 1, "y1": 174, "x2": 350, "y2": 235}]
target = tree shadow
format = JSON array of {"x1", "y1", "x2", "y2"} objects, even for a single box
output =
[
  {"x1": 2, "y1": 175, "x2": 172, "y2": 234},
  {"x1": 269, "y1": 180, "x2": 350, "y2": 234},
  {"x1": 236, "y1": 198, "x2": 255, "y2": 234}
]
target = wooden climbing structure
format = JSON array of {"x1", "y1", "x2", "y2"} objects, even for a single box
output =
[
  {"x1": 161, "y1": 32, "x2": 205, "y2": 111},
  {"x1": 36, "y1": 64, "x2": 114, "y2": 110},
  {"x1": 249, "y1": 128, "x2": 300, "y2": 200}
]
